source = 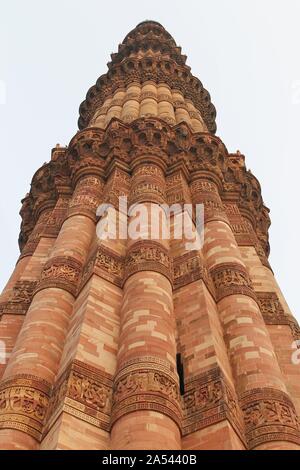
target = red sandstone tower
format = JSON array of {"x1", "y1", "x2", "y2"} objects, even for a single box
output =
[{"x1": 0, "y1": 21, "x2": 300, "y2": 450}]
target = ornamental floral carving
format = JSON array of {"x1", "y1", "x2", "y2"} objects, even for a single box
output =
[{"x1": 11, "y1": 280, "x2": 37, "y2": 304}]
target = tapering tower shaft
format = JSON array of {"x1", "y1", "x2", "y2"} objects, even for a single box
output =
[{"x1": 0, "y1": 21, "x2": 299, "y2": 450}]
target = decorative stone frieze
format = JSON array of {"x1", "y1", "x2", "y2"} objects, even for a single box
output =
[
  {"x1": 45, "y1": 360, "x2": 113, "y2": 435},
  {"x1": 0, "y1": 375, "x2": 51, "y2": 441},
  {"x1": 256, "y1": 291, "x2": 300, "y2": 341},
  {"x1": 111, "y1": 357, "x2": 181, "y2": 428},
  {"x1": 173, "y1": 252, "x2": 215, "y2": 297},
  {"x1": 124, "y1": 241, "x2": 172, "y2": 284},
  {"x1": 240, "y1": 388, "x2": 300, "y2": 449},
  {"x1": 210, "y1": 262, "x2": 256, "y2": 303},
  {"x1": 182, "y1": 367, "x2": 245, "y2": 443},
  {"x1": 79, "y1": 246, "x2": 124, "y2": 291},
  {"x1": 0, "y1": 281, "x2": 38, "y2": 316},
  {"x1": 36, "y1": 256, "x2": 82, "y2": 296}
]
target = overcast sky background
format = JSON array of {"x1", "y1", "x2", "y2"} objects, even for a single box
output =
[{"x1": 0, "y1": 0, "x2": 299, "y2": 321}]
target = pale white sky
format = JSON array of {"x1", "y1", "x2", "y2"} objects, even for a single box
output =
[{"x1": 0, "y1": 0, "x2": 299, "y2": 321}]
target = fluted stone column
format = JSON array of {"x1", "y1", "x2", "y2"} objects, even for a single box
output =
[
  {"x1": 191, "y1": 174, "x2": 300, "y2": 450},
  {"x1": 121, "y1": 83, "x2": 141, "y2": 124},
  {"x1": 110, "y1": 157, "x2": 181, "y2": 450},
  {"x1": 167, "y1": 168, "x2": 245, "y2": 450},
  {"x1": 105, "y1": 90, "x2": 126, "y2": 124},
  {"x1": 40, "y1": 167, "x2": 130, "y2": 450},
  {"x1": 221, "y1": 199, "x2": 300, "y2": 417},
  {"x1": 0, "y1": 169, "x2": 104, "y2": 449},
  {"x1": 0, "y1": 200, "x2": 61, "y2": 379},
  {"x1": 140, "y1": 82, "x2": 158, "y2": 118},
  {"x1": 1, "y1": 19, "x2": 299, "y2": 451},
  {"x1": 0, "y1": 206, "x2": 52, "y2": 303},
  {"x1": 236, "y1": 227, "x2": 300, "y2": 418},
  {"x1": 157, "y1": 84, "x2": 176, "y2": 126}
]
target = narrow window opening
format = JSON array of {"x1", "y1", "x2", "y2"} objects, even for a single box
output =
[{"x1": 176, "y1": 353, "x2": 185, "y2": 395}]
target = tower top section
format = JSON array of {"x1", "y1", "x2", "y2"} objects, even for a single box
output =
[{"x1": 78, "y1": 21, "x2": 217, "y2": 134}]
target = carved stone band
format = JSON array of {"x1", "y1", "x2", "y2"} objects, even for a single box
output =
[
  {"x1": 290, "y1": 321, "x2": 300, "y2": 342},
  {"x1": 45, "y1": 360, "x2": 113, "y2": 435},
  {"x1": 129, "y1": 162, "x2": 167, "y2": 205},
  {"x1": 173, "y1": 253, "x2": 204, "y2": 289},
  {"x1": 112, "y1": 356, "x2": 181, "y2": 428},
  {"x1": 254, "y1": 243, "x2": 272, "y2": 271},
  {"x1": 210, "y1": 262, "x2": 257, "y2": 303},
  {"x1": 256, "y1": 291, "x2": 286, "y2": 324},
  {"x1": 68, "y1": 194, "x2": 102, "y2": 221},
  {"x1": 189, "y1": 180, "x2": 228, "y2": 223},
  {"x1": 173, "y1": 252, "x2": 215, "y2": 296},
  {"x1": 129, "y1": 182, "x2": 166, "y2": 205},
  {"x1": 124, "y1": 241, "x2": 172, "y2": 284},
  {"x1": 66, "y1": 174, "x2": 103, "y2": 221},
  {"x1": 201, "y1": 198, "x2": 229, "y2": 224},
  {"x1": 80, "y1": 246, "x2": 125, "y2": 291},
  {"x1": 0, "y1": 375, "x2": 51, "y2": 441},
  {"x1": 41, "y1": 196, "x2": 71, "y2": 239},
  {"x1": 240, "y1": 388, "x2": 300, "y2": 449},
  {"x1": 0, "y1": 281, "x2": 38, "y2": 316},
  {"x1": 255, "y1": 291, "x2": 300, "y2": 341},
  {"x1": 20, "y1": 210, "x2": 52, "y2": 258},
  {"x1": 36, "y1": 256, "x2": 83, "y2": 296},
  {"x1": 182, "y1": 366, "x2": 245, "y2": 443}
]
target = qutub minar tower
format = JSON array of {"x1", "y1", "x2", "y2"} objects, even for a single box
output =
[{"x1": 0, "y1": 20, "x2": 300, "y2": 451}]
